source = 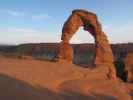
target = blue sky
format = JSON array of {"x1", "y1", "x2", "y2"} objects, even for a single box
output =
[{"x1": 0, "y1": 0, "x2": 133, "y2": 44}]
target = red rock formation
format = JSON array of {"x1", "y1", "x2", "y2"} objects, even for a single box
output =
[
  {"x1": 58, "y1": 9, "x2": 116, "y2": 79},
  {"x1": 124, "y1": 53, "x2": 133, "y2": 82},
  {"x1": 58, "y1": 41, "x2": 73, "y2": 62}
]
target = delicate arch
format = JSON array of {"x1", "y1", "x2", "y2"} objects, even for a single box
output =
[{"x1": 57, "y1": 9, "x2": 116, "y2": 79}]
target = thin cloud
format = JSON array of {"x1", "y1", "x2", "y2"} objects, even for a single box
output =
[
  {"x1": 0, "y1": 27, "x2": 59, "y2": 44},
  {"x1": 0, "y1": 9, "x2": 52, "y2": 20},
  {"x1": 6, "y1": 10, "x2": 25, "y2": 16},
  {"x1": 0, "y1": 24, "x2": 132, "y2": 44},
  {"x1": 103, "y1": 23, "x2": 133, "y2": 43},
  {"x1": 0, "y1": 9, "x2": 25, "y2": 17},
  {"x1": 11, "y1": 27, "x2": 38, "y2": 33},
  {"x1": 31, "y1": 14, "x2": 51, "y2": 20}
]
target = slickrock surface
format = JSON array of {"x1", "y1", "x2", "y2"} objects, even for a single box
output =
[{"x1": 0, "y1": 56, "x2": 132, "y2": 100}]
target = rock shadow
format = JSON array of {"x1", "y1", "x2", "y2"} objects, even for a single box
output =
[{"x1": 0, "y1": 73, "x2": 124, "y2": 100}]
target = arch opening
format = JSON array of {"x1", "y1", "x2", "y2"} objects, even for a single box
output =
[
  {"x1": 70, "y1": 27, "x2": 94, "y2": 44},
  {"x1": 69, "y1": 27, "x2": 95, "y2": 65}
]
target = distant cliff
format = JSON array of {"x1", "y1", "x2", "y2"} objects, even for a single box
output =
[{"x1": 0, "y1": 43, "x2": 133, "y2": 63}]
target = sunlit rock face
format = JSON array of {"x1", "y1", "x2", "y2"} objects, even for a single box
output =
[
  {"x1": 57, "y1": 9, "x2": 116, "y2": 79},
  {"x1": 58, "y1": 41, "x2": 73, "y2": 62},
  {"x1": 124, "y1": 53, "x2": 133, "y2": 82}
]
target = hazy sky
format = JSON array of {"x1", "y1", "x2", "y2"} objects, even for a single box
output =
[{"x1": 0, "y1": 0, "x2": 132, "y2": 44}]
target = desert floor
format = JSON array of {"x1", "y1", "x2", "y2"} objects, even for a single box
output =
[{"x1": 0, "y1": 56, "x2": 133, "y2": 100}]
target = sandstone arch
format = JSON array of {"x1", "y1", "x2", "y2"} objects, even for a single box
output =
[{"x1": 58, "y1": 9, "x2": 116, "y2": 79}]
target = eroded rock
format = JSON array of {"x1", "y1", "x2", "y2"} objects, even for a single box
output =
[
  {"x1": 58, "y1": 41, "x2": 73, "y2": 63},
  {"x1": 57, "y1": 9, "x2": 116, "y2": 79},
  {"x1": 124, "y1": 53, "x2": 133, "y2": 82}
]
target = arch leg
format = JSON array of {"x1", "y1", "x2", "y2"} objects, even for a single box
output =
[
  {"x1": 94, "y1": 31, "x2": 117, "y2": 79},
  {"x1": 58, "y1": 40, "x2": 73, "y2": 63},
  {"x1": 57, "y1": 31, "x2": 75, "y2": 63}
]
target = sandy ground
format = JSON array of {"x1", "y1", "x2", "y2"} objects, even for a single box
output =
[{"x1": 0, "y1": 56, "x2": 133, "y2": 100}]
